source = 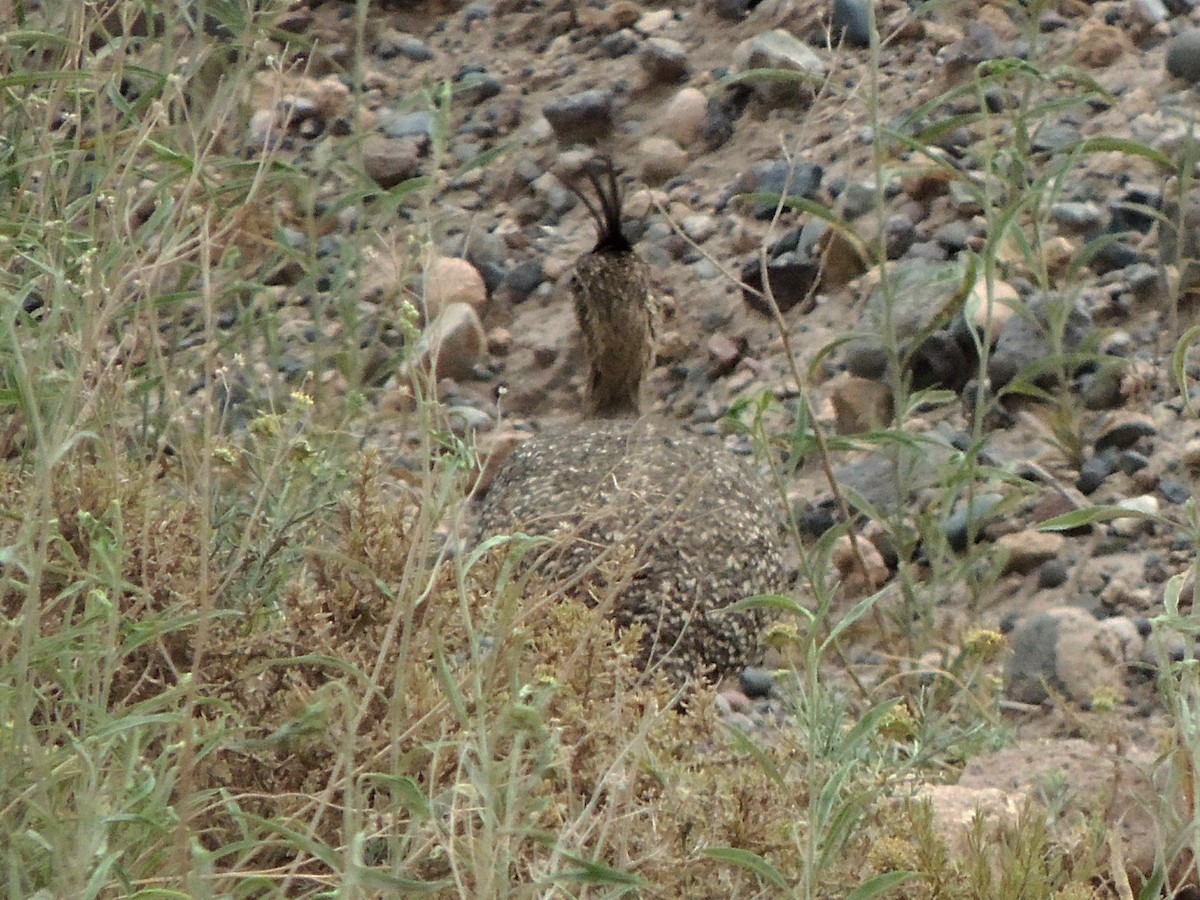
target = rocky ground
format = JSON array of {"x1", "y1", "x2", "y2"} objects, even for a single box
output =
[{"x1": 143, "y1": 0, "x2": 1200, "y2": 887}]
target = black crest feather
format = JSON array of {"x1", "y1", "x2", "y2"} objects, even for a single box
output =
[{"x1": 565, "y1": 155, "x2": 632, "y2": 255}]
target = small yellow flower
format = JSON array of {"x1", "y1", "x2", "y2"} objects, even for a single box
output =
[{"x1": 962, "y1": 627, "x2": 1006, "y2": 663}]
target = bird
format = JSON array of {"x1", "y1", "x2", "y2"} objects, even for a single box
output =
[{"x1": 473, "y1": 155, "x2": 787, "y2": 686}]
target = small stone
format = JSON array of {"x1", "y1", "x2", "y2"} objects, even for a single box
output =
[
  {"x1": 1077, "y1": 453, "x2": 1116, "y2": 495},
  {"x1": 1094, "y1": 413, "x2": 1155, "y2": 454},
  {"x1": 661, "y1": 87, "x2": 708, "y2": 146},
  {"x1": 714, "y1": 0, "x2": 752, "y2": 20},
  {"x1": 944, "y1": 493, "x2": 1003, "y2": 552},
  {"x1": 638, "y1": 136, "x2": 688, "y2": 184},
  {"x1": 1160, "y1": 479, "x2": 1189, "y2": 505},
  {"x1": 1004, "y1": 607, "x2": 1127, "y2": 706},
  {"x1": 362, "y1": 135, "x2": 421, "y2": 188},
  {"x1": 680, "y1": 213, "x2": 717, "y2": 243},
  {"x1": 1038, "y1": 559, "x2": 1069, "y2": 590},
  {"x1": 635, "y1": 8, "x2": 674, "y2": 33},
  {"x1": 456, "y1": 70, "x2": 502, "y2": 106},
  {"x1": 639, "y1": 37, "x2": 689, "y2": 84},
  {"x1": 1080, "y1": 365, "x2": 1124, "y2": 411},
  {"x1": 1050, "y1": 201, "x2": 1103, "y2": 233},
  {"x1": 543, "y1": 90, "x2": 615, "y2": 144},
  {"x1": 738, "y1": 668, "x2": 774, "y2": 699},
  {"x1": 1118, "y1": 450, "x2": 1150, "y2": 476},
  {"x1": 732, "y1": 29, "x2": 827, "y2": 106},
  {"x1": 716, "y1": 689, "x2": 752, "y2": 715},
  {"x1": 1074, "y1": 20, "x2": 1128, "y2": 68},
  {"x1": 996, "y1": 530, "x2": 1065, "y2": 575},
  {"x1": 707, "y1": 333, "x2": 741, "y2": 375},
  {"x1": 845, "y1": 342, "x2": 888, "y2": 379},
  {"x1": 486, "y1": 327, "x2": 512, "y2": 356},
  {"x1": 833, "y1": 0, "x2": 872, "y2": 47},
  {"x1": 504, "y1": 260, "x2": 543, "y2": 301},
  {"x1": 1167, "y1": 28, "x2": 1200, "y2": 82},
  {"x1": 421, "y1": 303, "x2": 485, "y2": 381},
  {"x1": 423, "y1": 257, "x2": 488, "y2": 319},
  {"x1": 832, "y1": 533, "x2": 889, "y2": 597},
  {"x1": 828, "y1": 373, "x2": 892, "y2": 434},
  {"x1": 379, "y1": 110, "x2": 435, "y2": 139},
  {"x1": 1109, "y1": 495, "x2": 1159, "y2": 538},
  {"x1": 1183, "y1": 438, "x2": 1200, "y2": 471}
]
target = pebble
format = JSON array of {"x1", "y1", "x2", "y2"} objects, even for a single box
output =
[
  {"x1": 680, "y1": 214, "x2": 717, "y2": 243},
  {"x1": 1166, "y1": 27, "x2": 1200, "y2": 82},
  {"x1": 987, "y1": 293, "x2": 1092, "y2": 390},
  {"x1": 661, "y1": 87, "x2": 708, "y2": 146},
  {"x1": 833, "y1": 0, "x2": 872, "y2": 47},
  {"x1": 1004, "y1": 607, "x2": 1127, "y2": 707},
  {"x1": 379, "y1": 110, "x2": 435, "y2": 139},
  {"x1": 996, "y1": 530, "x2": 1064, "y2": 576},
  {"x1": 1077, "y1": 452, "x2": 1116, "y2": 495},
  {"x1": 1038, "y1": 559, "x2": 1070, "y2": 590},
  {"x1": 420, "y1": 303, "x2": 486, "y2": 381},
  {"x1": 638, "y1": 137, "x2": 688, "y2": 184},
  {"x1": 639, "y1": 37, "x2": 689, "y2": 84},
  {"x1": 732, "y1": 30, "x2": 826, "y2": 106},
  {"x1": 1094, "y1": 413, "x2": 1156, "y2": 454},
  {"x1": 423, "y1": 257, "x2": 488, "y2": 319},
  {"x1": 361, "y1": 135, "x2": 422, "y2": 188},
  {"x1": 944, "y1": 493, "x2": 1003, "y2": 552},
  {"x1": 738, "y1": 668, "x2": 774, "y2": 699},
  {"x1": 542, "y1": 90, "x2": 615, "y2": 144}
]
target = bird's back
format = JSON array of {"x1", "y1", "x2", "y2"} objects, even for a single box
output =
[{"x1": 474, "y1": 418, "x2": 786, "y2": 683}]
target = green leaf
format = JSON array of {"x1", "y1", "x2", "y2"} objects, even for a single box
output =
[
  {"x1": 722, "y1": 720, "x2": 786, "y2": 787},
  {"x1": 1037, "y1": 505, "x2": 1155, "y2": 531},
  {"x1": 544, "y1": 852, "x2": 646, "y2": 888},
  {"x1": 1172, "y1": 324, "x2": 1200, "y2": 416},
  {"x1": 726, "y1": 592, "x2": 813, "y2": 621},
  {"x1": 1070, "y1": 136, "x2": 1175, "y2": 173},
  {"x1": 701, "y1": 846, "x2": 790, "y2": 890},
  {"x1": 845, "y1": 871, "x2": 920, "y2": 900}
]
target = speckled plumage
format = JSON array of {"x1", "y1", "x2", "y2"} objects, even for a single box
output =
[
  {"x1": 475, "y1": 157, "x2": 787, "y2": 683},
  {"x1": 474, "y1": 420, "x2": 785, "y2": 683}
]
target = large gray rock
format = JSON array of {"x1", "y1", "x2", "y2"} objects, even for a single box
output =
[{"x1": 732, "y1": 29, "x2": 826, "y2": 106}]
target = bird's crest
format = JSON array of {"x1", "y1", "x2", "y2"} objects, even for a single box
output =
[{"x1": 565, "y1": 155, "x2": 632, "y2": 255}]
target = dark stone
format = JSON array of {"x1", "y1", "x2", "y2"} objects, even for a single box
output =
[
  {"x1": 884, "y1": 214, "x2": 916, "y2": 259},
  {"x1": 600, "y1": 30, "x2": 637, "y2": 58},
  {"x1": 1038, "y1": 560, "x2": 1069, "y2": 590},
  {"x1": 504, "y1": 260, "x2": 543, "y2": 300},
  {"x1": 739, "y1": 667, "x2": 775, "y2": 698},
  {"x1": 909, "y1": 330, "x2": 970, "y2": 392},
  {"x1": 1108, "y1": 186, "x2": 1160, "y2": 235},
  {"x1": 1094, "y1": 419, "x2": 1155, "y2": 454},
  {"x1": 1089, "y1": 240, "x2": 1142, "y2": 273},
  {"x1": 832, "y1": 0, "x2": 871, "y2": 47},
  {"x1": 945, "y1": 493, "x2": 1003, "y2": 552},
  {"x1": 934, "y1": 220, "x2": 973, "y2": 252},
  {"x1": 542, "y1": 90, "x2": 615, "y2": 144},
  {"x1": 455, "y1": 70, "x2": 502, "y2": 105},
  {"x1": 1160, "y1": 479, "x2": 1190, "y2": 505},
  {"x1": 1031, "y1": 122, "x2": 1081, "y2": 153},
  {"x1": 381, "y1": 110, "x2": 435, "y2": 139},
  {"x1": 736, "y1": 160, "x2": 824, "y2": 219},
  {"x1": 845, "y1": 342, "x2": 888, "y2": 379},
  {"x1": 1077, "y1": 453, "x2": 1116, "y2": 495},
  {"x1": 988, "y1": 292, "x2": 1092, "y2": 390},
  {"x1": 715, "y1": 0, "x2": 755, "y2": 20},
  {"x1": 1167, "y1": 28, "x2": 1200, "y2": 82},
  {"x1": 741, "y1": 256, "x2": 819, "y2": 314},
  {"x1": 1118, "y1": 450, "x2": 1150, "y2": 475}
]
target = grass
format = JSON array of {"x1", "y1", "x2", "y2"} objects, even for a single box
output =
[{"x1": 2, "y1": 0, "x2": 1200, "y2": 897}]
